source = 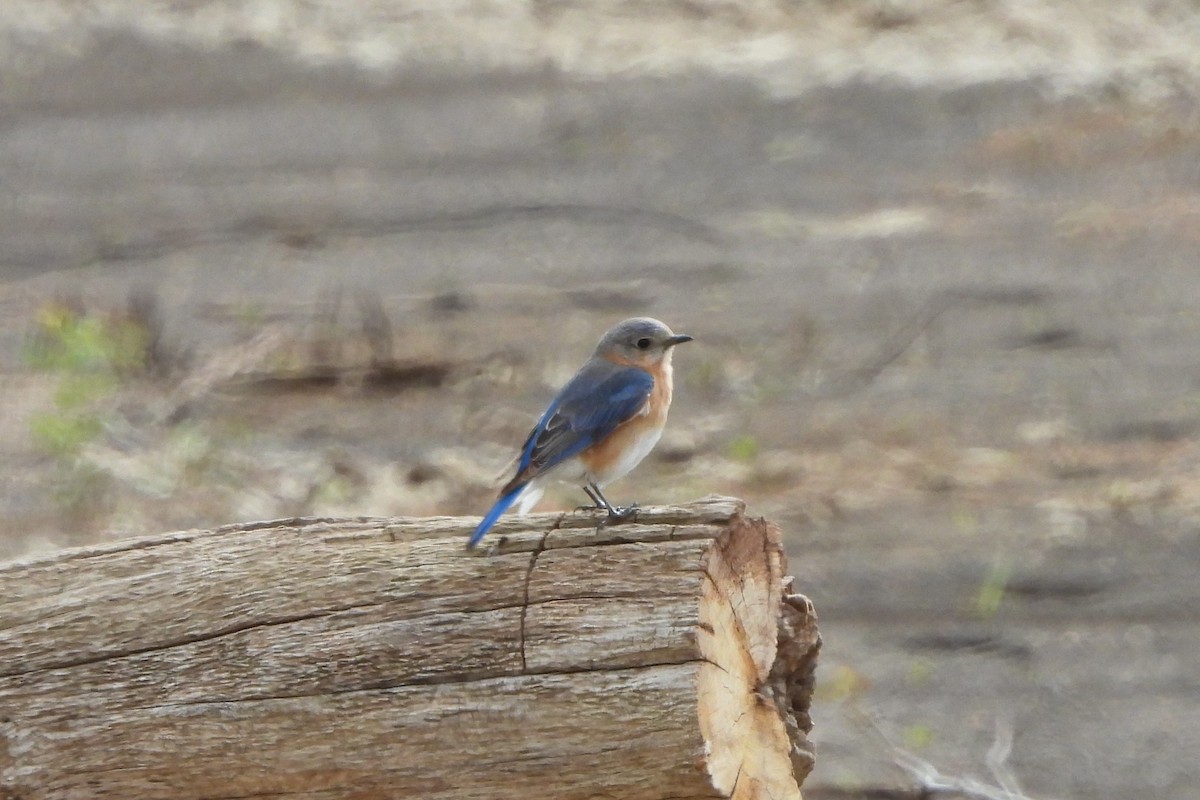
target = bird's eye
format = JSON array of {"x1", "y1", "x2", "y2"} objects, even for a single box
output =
[{"x1": 635, "y1": 337, "x2": 652, "y2": 350}]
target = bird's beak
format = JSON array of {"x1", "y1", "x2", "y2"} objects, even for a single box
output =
[{"x1": 665, "y1": 334, "x2": 694, "y2": 347}]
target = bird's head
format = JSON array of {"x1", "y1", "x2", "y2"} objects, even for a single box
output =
[{"x1": 594, "y1": 317, "x2": 693, "y2": 368}]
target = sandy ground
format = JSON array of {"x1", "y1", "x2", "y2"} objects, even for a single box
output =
[{"x1": 2, "y1": 4, "x2": 1200, "y2": 799}]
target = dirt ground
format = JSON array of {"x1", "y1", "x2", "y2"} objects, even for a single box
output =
[{"x1": 2, "y1": 8, "x2": 1200, "y2": 800}]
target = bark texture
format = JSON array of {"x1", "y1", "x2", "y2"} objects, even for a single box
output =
[{"x1": 0, "y1": 496, "x2": 819, "y2": 800}]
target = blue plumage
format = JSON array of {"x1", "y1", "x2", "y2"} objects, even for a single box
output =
[
  {"x1": 467, "y1": 361, "x2": 653, "y2": 549},
  {"x1": 466, "y1": 484, "x2": 524, "y2": 549},
  {"x1": 514, "y1": 361, "x2": 653, "y2": 478},
  {"x1": 468, "y1": 316, "x2": 692, "y2": 551}
]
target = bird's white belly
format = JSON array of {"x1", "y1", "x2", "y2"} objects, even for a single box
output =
[{"x1": 588, "y1": 424, "x2": 664, "y2": 487}]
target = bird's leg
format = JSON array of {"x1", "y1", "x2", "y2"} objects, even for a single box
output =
[
  {"x1": 587, "y1": 483, "x2": 639, "y2": 525},
  {"x1": 575, "y1": 483, "x2": 611, "y2": 513}
]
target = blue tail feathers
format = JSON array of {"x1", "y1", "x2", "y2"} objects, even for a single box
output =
[{"x1": 467, "y1": 484, "x2": 524, "y2": 549}]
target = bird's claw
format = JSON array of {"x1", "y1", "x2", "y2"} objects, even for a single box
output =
[
  {"x1": 601, "y1": 503, "x2": 640, "y2": 526},
  {"x1": 574, "y1": 503, "x2": 606, "y2": 513}
]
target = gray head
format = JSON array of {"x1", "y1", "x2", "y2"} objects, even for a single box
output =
[{"x1": 594, "y1": 317, "x2": 693, "y2": 366}]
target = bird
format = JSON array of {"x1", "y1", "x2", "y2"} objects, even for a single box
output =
[{"x1": 467, "y1": 317, "x2": 693, "y2": 549}]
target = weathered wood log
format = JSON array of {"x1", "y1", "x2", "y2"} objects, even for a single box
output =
[{"x1": 0, "y1": 496, "x2": 819, "y2": 800}]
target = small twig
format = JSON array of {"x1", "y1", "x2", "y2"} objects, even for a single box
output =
[
  {"x1": 851, "y1": 706, "x2": 1053, "y2": 800},
  {"x1": 817, "y1": 294, "x2": 952, "y2": 398},
  {"x1": 816, "y1": 285, "x2": 1052, "y2": 398},
  {"x1": 985, "y1": 717, "x2": 1025, "y2": 800}
]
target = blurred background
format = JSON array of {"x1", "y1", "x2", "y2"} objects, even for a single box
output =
[{"x1": 2, "y1": 1, "x2": 1199, "y2": 798}]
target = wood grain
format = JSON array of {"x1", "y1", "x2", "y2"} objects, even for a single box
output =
[{"x1": 0, "y1": 496, "x2": 819, "y2": 800}]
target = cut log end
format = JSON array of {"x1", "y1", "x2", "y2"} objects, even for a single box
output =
[{"x1": 698, "y1": 513, "x2": 820, "y2": 799}]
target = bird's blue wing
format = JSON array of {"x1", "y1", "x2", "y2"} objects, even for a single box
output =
[
  {"x1": 504, "y1": 360, "x2": 653, "y2": 492},
  {"x1": 469, "y1": 359, "x2": 652, "y2": 549}
]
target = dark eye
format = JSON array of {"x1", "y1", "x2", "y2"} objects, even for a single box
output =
[{"x1": 635, "y1": 337, "x2": 652, "y2": 350}]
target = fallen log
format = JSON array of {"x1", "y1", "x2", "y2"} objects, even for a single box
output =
[{"x1": 0, "y1": 496, "x2": 819, "y2": 800}]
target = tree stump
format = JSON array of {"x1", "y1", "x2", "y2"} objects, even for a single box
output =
[{"x1": 0, "y1": 496, "x2": 820, "y2": 800}]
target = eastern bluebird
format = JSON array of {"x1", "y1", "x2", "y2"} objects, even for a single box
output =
[{"x1": 467, "y1": 317, "x2": 693, "y2": 549}]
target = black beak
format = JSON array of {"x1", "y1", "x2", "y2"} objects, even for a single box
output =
[{"x1": 665, "y1": 334, "x2": 694, "y2": 347}]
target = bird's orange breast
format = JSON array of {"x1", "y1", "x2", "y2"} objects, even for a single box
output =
[{"x1": 579, "y1": 360, "x2": 673, "y2": 481}]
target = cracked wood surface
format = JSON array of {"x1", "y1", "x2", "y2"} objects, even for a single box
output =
[{"x1": 0, "y1": 496, "x2": 819, "y2": 800}]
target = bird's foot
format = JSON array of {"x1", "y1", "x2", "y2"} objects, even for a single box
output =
[
  {"x1": 601, "y1": 503, "x2": 640, "y2": 526},
  {"x1": 573, "y1": 503, "x2": 606, "y2": 513}
]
